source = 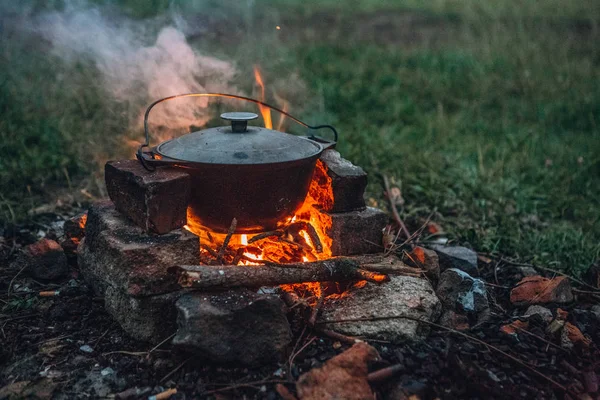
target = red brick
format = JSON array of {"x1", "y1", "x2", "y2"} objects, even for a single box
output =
[
  {"x1": 320, "y1": 150, "x2": 367, "y2": 213},
  {"x1": 105, "y1": 160, "x2": 190, "y2": 234}
]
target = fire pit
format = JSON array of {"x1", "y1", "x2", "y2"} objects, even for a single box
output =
[{"x1": 77, "y1": 99, "x2": 440, "y2": 365}]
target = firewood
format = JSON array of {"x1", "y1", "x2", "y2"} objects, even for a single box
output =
[{"x1": 175, "y1": 258, "x2": 389, "y2": 289}]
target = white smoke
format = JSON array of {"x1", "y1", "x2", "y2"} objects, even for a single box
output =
[{"x1": 33, "y1": 4, "x2": 236, "y2": 132}]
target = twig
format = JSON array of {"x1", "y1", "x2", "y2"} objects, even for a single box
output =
[
  {"x1": 149, "y1": 388, "x2": 177, "y2": 400},
  {"x1": 200, "y1": 244, "x2": 219, "y2": 258},
  {"x1": 202, "y1": 379, "x2": 288, "y2": 395},
  {"x1": 149, "y1": 333, "x2": 176, "y2": 353},
  {"x1": 232, "y1": 248, "x2": 245, "y2": 265},
  {"x1": 315, "y1": 328, "x2": 360, "y2": 344},
  {"x1": 160, "y1": 357, "x2": 190, "y2": 383},
  {"x1": 216, "y1": 218, "x2": 237, "y2": 263},
  {"x1": 94, "y1": 328, "x2": 111, "y2": 347},
  {"x1": 318, "y1": 314, "x2": 569, "y2": 393},
  {"x1": 367, "y1": 364, "x2": 405, "y2": 383},
  {"x1": 382, "y1": 175, "x2": 411, "y2": 239},
  {"x1": 512, "y1": 325, "x2": 567, "y2": 352},
  {"x1": 288, "y1": 335, "x2": 317, "y2": 379},
  {"x1": 248, "y1": 230, "x2": 284, "y2": 243},
  {"x1": 7, "y1": 265, "x2": 27, "y2": 297},
  {"x1": 308, "y1": 283, "x2": 324, "y2": 327}
]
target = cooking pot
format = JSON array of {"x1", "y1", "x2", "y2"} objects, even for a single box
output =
[{"x1": 136, "y1": 93, "x2": 338, "y2": 233}]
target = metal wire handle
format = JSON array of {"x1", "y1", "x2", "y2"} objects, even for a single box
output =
[{"x1": 137, "y1": 93, "x2": 338, "y2": 171}]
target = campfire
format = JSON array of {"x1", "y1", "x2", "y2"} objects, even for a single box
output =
[{"x1": 76, "y1": 72, "x2": 425, "y2": 369}]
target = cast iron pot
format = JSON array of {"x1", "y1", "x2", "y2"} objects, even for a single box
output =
[{"x1": 136, "y1": 93, "x2": 338, "y2": 233}]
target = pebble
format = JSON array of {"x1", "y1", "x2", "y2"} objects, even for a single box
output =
[{"x1": 79, "y1": 345, "x2": 94, "y2": 353}]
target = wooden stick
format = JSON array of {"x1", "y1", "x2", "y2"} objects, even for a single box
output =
[
  {"x1": 316, "y1": 328, "x2": 360, "y2": 344},
  {"x1": 308, "y1": 283, "x2": 324, "y2": 327},
  {"x1": 216, "y1": 218, "x2": 237, "y2": 263},
  {"x1": 248, "y1": 230, "x2": 284, "y2": 244},
  {"x1": 382, "y1": 175, "x2": 411, "y2": 239},
  {"x1": 367, "y1": 364, "x2": 405, "y2": 383},
  {"x1": 176, "y1": 258, "x2": 389, "y2": 289},
  {"x1": 361, "y1": 260, "x2": 424, "y2": 276}
]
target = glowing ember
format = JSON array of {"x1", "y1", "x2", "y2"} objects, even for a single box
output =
[{"x1": 253, "y1": 66, "x2": 273, "y2": 129}]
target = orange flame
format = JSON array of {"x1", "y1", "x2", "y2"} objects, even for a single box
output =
[{"x1": 253, "y1": 66, "x2": 273, "y2": 129}]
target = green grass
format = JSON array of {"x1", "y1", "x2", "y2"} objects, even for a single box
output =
[{"x1": 1, "y1": 1, "x2": 598, "y2": 275}]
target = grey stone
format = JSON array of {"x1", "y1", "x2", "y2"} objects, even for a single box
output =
[
  {"x1": 78, "y1": 200, "x2": 199, "y2": 297},
  {"x1": 524, "y1": 305, "x2": 553, "y2": 323},
  {"x1": 438, "y1": 310, "x2": 470, "y2": 330},
  {"x1": 105, "y1": 160, "x2": 190, "y2": 234},
  {"x1": 173, "y1": 291, "x2": 292, "y2": 365},
  {"x1": 436, "y1": 268, "x2": 489, "y2": 315},
  {"x1": 105, "y1": 285, "x2": 181, "y2": 344},
  {"x1": 329, "y1": 207, "x2": 388, "y2": 256},
  {"x1": 12, "y1": 238, "x2": 68, "y2": 281},
  {"x1": 430, "y1": 245, "x2": 478, "y2": 276},
  {"x1": 320, "y1": 149, "x2": 367, "y2": 213},
  {"x1": 319, "y1": 275, "x2": 441, "y2": 342},
  {"x1": 592, "y1": 305, "x2": 600, "y2": 320}
]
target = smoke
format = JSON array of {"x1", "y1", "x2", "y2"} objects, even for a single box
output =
[{"x1": 32, "y1": 4, "x2": 237, "y2": 133}]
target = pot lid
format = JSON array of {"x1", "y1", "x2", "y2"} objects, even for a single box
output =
[{"x1": 155, "y1": 112, "x2": 322, "y2": 165}]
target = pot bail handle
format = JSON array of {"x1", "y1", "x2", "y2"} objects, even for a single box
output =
[{"x1": 138, "y1": 93, "x2": 339, "y2": 171}]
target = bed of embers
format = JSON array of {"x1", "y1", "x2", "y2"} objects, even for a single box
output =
[{"x1": 1, "y1": 151, "x2": 599, "y2": 399}]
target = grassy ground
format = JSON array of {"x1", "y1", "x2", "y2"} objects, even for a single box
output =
[{"x1": 1, "y1": 1, "x2": 598, "y2": 275}]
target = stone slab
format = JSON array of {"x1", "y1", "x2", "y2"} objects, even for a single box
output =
[
  {"x1": 329, "y1": 207, "x2": 388, "y2": 256},
  {"x1": 105, "y1": 160, "x2": 190, "y2": 234},
  {"x1": 105, "y1": 286, "x2": 182, "y2": 344},
  {"x1": 319, "y1": 275, "x2": 441, "y2": 342},
  {"x1": 78, "y1": 200, "x2": 199, "y2": 297},
  {"x1": 173, "y1": 291, "x2": 292, "y2": 365}
]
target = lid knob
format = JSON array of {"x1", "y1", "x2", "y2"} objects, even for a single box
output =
[{"x1": 221, "y1": 112, "x2": 259, "y2": 133}]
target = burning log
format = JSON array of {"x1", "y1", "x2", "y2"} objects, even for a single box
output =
[{"x1": 175, "y1": 258, "x2": 389, "y2": 289}]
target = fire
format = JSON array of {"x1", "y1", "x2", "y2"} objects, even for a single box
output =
[
  {"x1": 253, "y1": 66, "x2": 273, "y2": 129},
  {"x1": 186, "y1": 160, "x2": 333, "y2": 267}
]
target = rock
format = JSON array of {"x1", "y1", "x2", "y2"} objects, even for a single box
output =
[
  {"x1": 405, "y1": 246, "x2": 440, "y2": 283},
  {"x1": 105, "y1": 160, "x2": 190, "y2": 234},
  {"x1": 79, "y1": 345, "x2": 94, "y2": 353},
  {"x1": 438, "y1": 310, "x2": 470, "y2": 331},
  {"x1": 105, "y1": 286, "x2": 180, "y2": 343},
  {"x1": 173, "y1": 291, "x2": 292, "y2": 365},
  {"x1": 523, "y1": 305, "x2": 553, "y2": 323},
  {"x1": 320, "y1": 149, "x2": 367, "y2": 213},
  {"x1": 561, "y1": 322, "x2": 592, "y2": 349},
  {"x1": 78, "y1": 200, "x2": 199, "y2": 297},
  {"x1": 12, "y1": 238, "x2": 68, "y2": 280},
  {"x1": 499, "y1": 320, "x2": 529, "y2": 338},
  {"x1": 0, "y1": 379, "x2": 56, "y2": 400},
  {"x1": 320, "y1": 275, "x2": 441, "y2": 342},
  {"x1": 430, "y1": 245, "x2": 478, "y2": 276},
  {"x1": 510, "y1": 275, "x2": 573, "y2": 305},
  {"x1": 436, "y1": 268, "x2": 488, "y2": 315},
  {"x1": 296, "y1": 342, "x2": 379, "y2": 400},
  {"x1": 329, "y1": 207, "x2": 388, "y2": 256}
]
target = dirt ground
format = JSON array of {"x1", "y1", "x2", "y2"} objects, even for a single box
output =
[{"x1": 1, "y1": 207, "x2": 598, "y2": 399}]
